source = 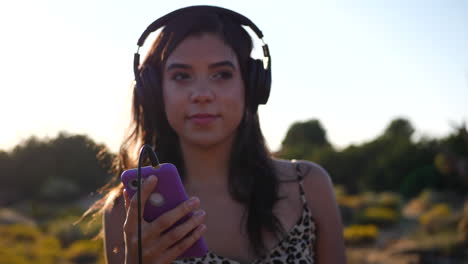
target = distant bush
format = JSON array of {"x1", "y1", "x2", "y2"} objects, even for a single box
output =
[
  {"x1": 420, "y1": 203, "x2": 451, "y2": 225},
  {"x1": 419, "y1": 203, "x2": 454, "y2": 233},
  {"x1": 458, "y1": 199, "x2": 468, "y2": 241},
  {"x1": 0, "y1": 132, "x2": 115, "y2": 203},
  {"x1": 344, "y1": 224, "x2": 379, "y2": 245},
  {"x1": 45, "y1": 207, "x2": 103, "y2": 247},
  {"x1": 337, "y1": 195, "x2": 368, "y2": 210},
  {"x1": 400, "y1": 165, "x2": 441, "y2": 198},
  {"x1": 358, "y1": 206, "x2": 399, "y2": 227},
  {"x1": 333, "y1": 185, "x2": 346, "y2": 199},
  {"x1": 376, "y1": 192, "x2": 402, "y2": 209},
  {"x1": 47, "y1": 217, "x2": 85, "y2": 247},
  {"x1": 0, "y1": 223, "x2": 104, "y2": 264},
  {"x1": 64, "y1": 239, "x2": 104, "y2": 264},
  {"x1": 0, "y1": 224, "x2": 64, "y2": 264}
]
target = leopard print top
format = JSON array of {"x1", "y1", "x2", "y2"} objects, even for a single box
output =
[{"x1": 174, "y1": 163, "x2": 317, "y2": 264}]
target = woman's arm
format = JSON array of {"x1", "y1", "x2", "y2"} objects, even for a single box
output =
[
  {"x1": 299, "y1": 161, "x2": 347, "y2": 263},
  {"x1": 103, "y1": 195, "x2": 126, "y2": 264}
]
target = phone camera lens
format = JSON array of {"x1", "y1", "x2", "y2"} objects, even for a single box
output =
[{"x1": 129, "y1": 179, "x2": 140, "y2": 190}]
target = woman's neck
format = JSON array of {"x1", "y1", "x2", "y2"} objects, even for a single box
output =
[{"x1": 180, "y1": 139, "x2": 233, "y2": 191}]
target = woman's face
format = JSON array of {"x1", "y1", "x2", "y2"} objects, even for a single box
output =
[{"x1": 162, "y1": 33, "x2": 245, "y2": 149}]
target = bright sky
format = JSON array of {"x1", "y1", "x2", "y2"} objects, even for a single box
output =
[{"x1": 1, "y1": 0, "x2": 467, "y2": 153}]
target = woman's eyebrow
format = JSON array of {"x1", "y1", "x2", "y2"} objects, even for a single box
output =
[
  {"x1": 166, "y1": 61, "x2": 236, "y2": 71},
  {"x1": 209, "y1": 61, "x2": 236, "y2": 70},
  {"x1": 166, "y1": 63, "x2": 191, "y2": 71}
]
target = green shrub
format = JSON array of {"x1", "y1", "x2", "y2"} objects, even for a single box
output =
[
  {"x1": 376, "y1": 192, "x2": 402, "y2": 209},
  {"x1": 64, "y1": 240, "x2": 104, "y2": 264},
  {"x1": 420, "y1": 203, "x2": 451, "y2": 225},
  {"x1": 357, "y1": 206, "x2": 399, "y2": 227},
  {"x1": 333, "y1": 185, "x2": 346, "y2": 199},
  {"x1": 337, "y1": 195, "x2": 368, "y2": 210},
  {"x1": 47, "y1": 217, "x2": 85, "y2": 247},
  {"x1": 344, "y1": 224, "x2": 379, "y2": 245},
  {"x1": 0, "y1": 225, "x2": 64, "y2": 264},
  {"x1": 419, "y1": 203, "x2": 456, "y2": 233}
]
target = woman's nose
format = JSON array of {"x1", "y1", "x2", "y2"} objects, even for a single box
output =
[{"x1": 190, "y1": 83, "x2": 215, "y2": 104}]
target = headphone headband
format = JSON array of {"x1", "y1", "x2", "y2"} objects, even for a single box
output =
[{"x1": 136, "y1": 5, "x2": 264, "y2": 47}]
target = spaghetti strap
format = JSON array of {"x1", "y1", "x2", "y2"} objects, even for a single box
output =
[{"x1": 292, "y1": 160, "x2": 308, "y2": 206}]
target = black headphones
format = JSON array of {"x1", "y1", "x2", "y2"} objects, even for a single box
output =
[{"x1": 133, "y1": 5, "x2": 272, "y2": 111}]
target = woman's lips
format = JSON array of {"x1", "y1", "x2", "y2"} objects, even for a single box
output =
[{"x1": 188, "y1": 114, "x2": 219, "y2": 125}]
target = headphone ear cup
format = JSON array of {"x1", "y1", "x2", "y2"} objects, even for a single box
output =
[
  {"x1": 248, "y1": 59, "x2": 259, "y2": 109},
  {"x1": 135, "y1": 66, "x2": 160, "y2": 103},
  {"x1": 263, "y1": 59, "x2": 271, "y2": 104},
  {"x1": 249, "y1": 59, "x2": 270, "y2": 107}
]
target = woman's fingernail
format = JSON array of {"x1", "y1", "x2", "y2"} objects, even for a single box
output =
[
  {"x1": 194, "y1": 210, "x2": 206, "y2": 218},
  {"x1": 186, "y1": 197, "x2": 199, "y2": 208},
  {"x1": 197, "y1": 224, "x2": 207, "y2": 233}
]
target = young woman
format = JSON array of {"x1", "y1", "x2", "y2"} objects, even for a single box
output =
[{"x1": 94, "y1": 5, "x2": 346, "y2": 264}]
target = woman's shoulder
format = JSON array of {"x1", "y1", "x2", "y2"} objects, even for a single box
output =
[
  {"x1": 271, "y1": 158, "x2": 335, "y2": 216},
  {"x1": 271, "y1": 158, "x2": 331, "y2": 184},
  {"x1": 271, "y1": 158, "x2": 334, "y2": 211},
  {"x1": 272, "y1": 161, "x2": 346, "y2": 262}
]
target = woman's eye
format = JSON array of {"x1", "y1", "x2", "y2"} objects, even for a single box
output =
[
  {"x1": 171, "y1": 72, "x2": 191, "y2": 81},
  {"x1": 212, "y1": 71, "x2": 233, "y2": 80}
]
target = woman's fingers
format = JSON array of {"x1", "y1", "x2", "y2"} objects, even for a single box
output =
[
  {"x1": 144, "y1": 208, "x2": 206, "y2": 253},
  {"x1": 158, "y1": 224, "x2": 207, "y2": 263},
  {"x1": 152, "y1": 197, "x2": 200, "y2": 233},
  {"x1": 124, "y1": 175, "x2": 158, "y2": 230},
  {"x1": 137, "y1": 198, "x2": 204, "y2": 262}
]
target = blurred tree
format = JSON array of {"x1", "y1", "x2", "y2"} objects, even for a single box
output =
[
  {"x1": 383, "y1": 117, "x2": 415, "y2": 140},
  {"x1": 359, "y1": 118, "x2": 436, "y2": 193},
  {"x1": 279, "y1": 119, "x2": 332, "y2": 160},
  {"x1": 278, "y1": 117, "x2": 438, "y2": 195},
  {"x1": 314, "y1": 118, "x2": 425, "y2": 193},
  {"x1": 0, "y1": 150, "x2": 16, "y2": 204},
  {"x1": 49, "y1": 132, "x2": 114, "y2": 196},
  {"x1": 0, "y1": 132, "x2": 115, "y2": 203},
  {"x1": 400, "y1": 165, "x2": 441, "y2": 197},
  {"x1": 9, "y1": 136, "x2": 55, "y2": 199},
  {"x1": 435, "y1": 122, "x2": 468, "y2": 192}
]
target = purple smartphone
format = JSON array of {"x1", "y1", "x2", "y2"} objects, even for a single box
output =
[{"x1": 121, "y1": 163, "x2": 208, "y2": 259}]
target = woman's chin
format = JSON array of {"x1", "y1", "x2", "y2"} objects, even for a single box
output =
[{"x1": 181, "y1": 134, "x2": 235, "y2": 150}]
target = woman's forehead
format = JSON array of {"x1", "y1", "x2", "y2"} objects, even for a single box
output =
[{"x1": 165, "y1": 33, "x2": 238, "y2": 66}]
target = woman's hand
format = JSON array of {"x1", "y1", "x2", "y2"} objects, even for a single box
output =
[{"x1": 123, "y1": 175, "x2": 207, "y2": 264}]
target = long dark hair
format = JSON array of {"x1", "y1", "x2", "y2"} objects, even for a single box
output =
[{"x1": 88, "y1": 10, "x2": 284, "y2": 257}]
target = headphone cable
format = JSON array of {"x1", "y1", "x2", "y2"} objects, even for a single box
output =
[{"x1": 137, "y1": 145, "x2": 160, "y2": 264}]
